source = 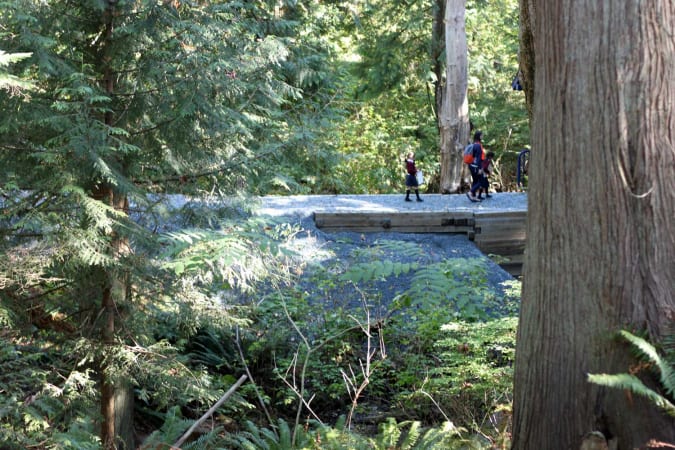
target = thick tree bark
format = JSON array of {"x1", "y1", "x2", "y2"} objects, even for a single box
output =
[
  {"x1": 438, "y1": 0, "x2": 470, "y2": 194},
  {"x1": 512, "y1": 2, "x2": 675, "y2": 449}
]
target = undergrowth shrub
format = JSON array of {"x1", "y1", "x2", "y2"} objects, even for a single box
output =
[
  {"x1": 0, "y1": 334, "x2": 100, "y2": 449},
  {"x1": 224, "y1": 415, "x2": 489, "y2": 450},
  {"x1": 232, "y1": 234, "x2": 519, "y2": 443}
]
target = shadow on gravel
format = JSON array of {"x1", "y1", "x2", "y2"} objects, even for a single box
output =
[{"x1": 277, "y1": 216, "x2": 520, "y2": 320}]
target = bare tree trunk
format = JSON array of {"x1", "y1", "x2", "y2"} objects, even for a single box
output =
[
  {"x1": 438, "y1": 0, "x2": 470, "y2": 194},
  {"x1": 431, "y1": 0, "x2": 444, "y2": 120},
  {"x1": 517, "y1": 0, "x2": 534, "y2": 122},
  {"x1": 512, "y1": 1, "x2": 675, "y2": 449}
]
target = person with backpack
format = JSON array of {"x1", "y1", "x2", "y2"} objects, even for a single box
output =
[
  {"x1": 465, "y1": 130, "x2": 485, "y2": 202},
  {"x1": 404, "y1": 151, "x2": 423, "y2": 202}
]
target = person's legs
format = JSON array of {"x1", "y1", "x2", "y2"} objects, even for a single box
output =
[
  {"x1": 480, "y1": 174, "x2": 491, "y2": 198},
  {"x1": 477, "y1": 176, "x2": 486, "y2": 199},
  {"x1": 405, "y1": 174, "x2": 413, "y2": 201},
  {"x1": 405, "y1": 174, "x2": 420, "y2": 201},
  {"x1": 468, "y1": 166, "x2": 481, "y2": 200}
]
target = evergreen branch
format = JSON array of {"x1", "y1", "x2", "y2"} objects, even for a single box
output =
[{"x1": 131, "y1": 146, "x2": 280, "y2": 186}]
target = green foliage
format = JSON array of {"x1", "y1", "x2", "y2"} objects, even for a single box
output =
[
  {"x1": 0, "y1": 336, "x2": 99, "y2": 449},
  {"x1": 368, "y1": 418, "x2": 486, "y2": 450},
  {"x1": 340, "y1": 260, "x2": 419, "y2": 283},
  {"x1": 160, "y1": 215, "x2": 299, "y2": 292},
  {"x1": 224, "y1": 416, "x2": 488, "y2": 450},
  {"x1": 434, "y1": 318, "x2": 516, "y2": 394},
  {"x1": 227, "y1": 418, "x2": 305, "y2": 450},
  {"x1": 241, "y1": 234, "x2": 518, "y2": 440},
  {"x1": 0, "y1": 50, "x2": 33, "y2": 93},
  {"x1": 400, "y1": 259, "x2": 489, "y2": 314},
  {"x1": 138, "y1": 406, "x2": 193, "y2": 448},
  {"x1": 588, "y1": 330, "x2": 675, "y2": 417},
  {"x1": 335, "y1": 0, "x2": 528, "y2": 194},
  {"x1": 382, "y1": 316, "x2": 517, "y2": 434}
]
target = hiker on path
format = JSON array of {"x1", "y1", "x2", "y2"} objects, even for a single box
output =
[
  {"x1": 466, "y1": 131, "x2": 485, "y2": 202},
  {"x1": 404, "y1": 151, "x2": 423, "y2": 202},
  {"x1": 478, "y1": 151, "x2": 495, "y2": 200}
]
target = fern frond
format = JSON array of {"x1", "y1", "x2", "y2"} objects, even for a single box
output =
[
  {"x1": 371, "y1": 417, "x2": 403, "y2": 449},
  {"x1": 373, "y1": 239, "x2": 425, "y2": 259},
  {"x1": 339, "y1": 260, "x2": 417, "y2": 283},
  {"x1": 276, "y1": 418, "x2": 292, "y2": 448},
  {"x1": 399, "y1": 420, "x2": 422, "y2": 449},
  {"x1": 619, "y1": 330, "x2": 675, "y2": 396},
  {"x1": 141, "y1": 406, "x2": 192, "y2": 446},
  {"x1": 588, "y1": 373, "x2": 675, "y2": 417}
]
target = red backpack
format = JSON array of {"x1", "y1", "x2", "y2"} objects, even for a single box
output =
[{"x1": 463, "y1": 143, "x2": 475, "y2": 164}]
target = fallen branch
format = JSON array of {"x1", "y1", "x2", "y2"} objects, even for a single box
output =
[{"x1": 172, "y1": 374, "x2": 248, "y2": 449}]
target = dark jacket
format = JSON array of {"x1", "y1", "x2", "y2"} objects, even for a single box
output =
[
  {"x1": 405, "y1": 158, "x2": 418, "y2": 174},
  {"x1": 471, "y1": 142, "x2": 484, "y2": 166}
]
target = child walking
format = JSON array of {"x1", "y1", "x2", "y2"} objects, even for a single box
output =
[
  {"x1": 404, "y1": 152, "x2": 423, "y2": 202},
  {"x1": 478, "y1": 151, "x2": 495, "y2": 199}
]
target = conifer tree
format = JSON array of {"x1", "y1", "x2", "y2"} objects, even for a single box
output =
[{"x1": 0, "y1": 0, "x2": 341, "y2": 447}]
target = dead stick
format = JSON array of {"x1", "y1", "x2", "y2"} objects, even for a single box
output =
[{"x1": 173, "y1": 374, "x2": 248, "y2": 449}]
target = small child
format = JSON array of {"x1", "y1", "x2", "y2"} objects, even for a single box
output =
[
  {"x1": 478, "y1": 151, "x2": 495, "y2": 199},
  {"x1": 404, "y1": 152, "x2": 423, "y2": 202}
]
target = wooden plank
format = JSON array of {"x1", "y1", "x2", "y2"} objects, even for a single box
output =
[
  {"x1": 475, "y1": 225, "x2": 526, "y2": 235},
  {"x1": 474, "y1": 219, "x2": 527, "y2": 229},
  {"x1": 474, "y1": 210, "x2": 527, "y2": 219},
  {"x1": 476, "y1": 245, "x2": 527, "y2": 256},
  {"x1": 475, "y1": 234, "x2": 527, "y2": 244},
  {"x1": 321, "y1": 225, "x2": 472, "y2": 234},
  {"x1": 475, "y1": 236, "x2": 526, "y2": 245},
  {"x1": 474, "y1": 216, "x2": 527, "y2": 224},
  {"x1": 314, "y1": 211, "x2": 476, "y2": 230},
  {"x1": 315, "y1": 211, "x2": 475, "y2": 222}
]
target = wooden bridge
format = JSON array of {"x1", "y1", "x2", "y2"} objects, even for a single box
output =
[{"x1": 257, "y1": 193, "x2": 528, "y2": 276}]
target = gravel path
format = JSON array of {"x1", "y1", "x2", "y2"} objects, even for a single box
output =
[{"x1": 255, "y1": 192, "x2": 527, "y2": 217}]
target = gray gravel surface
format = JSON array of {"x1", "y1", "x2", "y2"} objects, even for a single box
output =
[{"x1": 253, "y1": 193, "x2": 525, "y2": 316}]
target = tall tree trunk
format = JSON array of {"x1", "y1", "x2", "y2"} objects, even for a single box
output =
[
  {"x1": 438, "y1": 0, "x2": 470, "y2": 194},
  {"x1": 512, "y1": 1, "x2": 675, "y2": 449},
  {"x1": 93, "y1": 187, "x2": 132, "y2": 450},
  {"x1": 100, "y1": 273, "x2": 116, "y2": 450},
  {"x1": 517, "y1": 0, "x2": 534, "y2": 122},
  {"x1": 98, "y1": 3, "x2": 134, "y2": 449},
  {"x1": 431, "y1": 0, "x2": 444, "y2": 120}
]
